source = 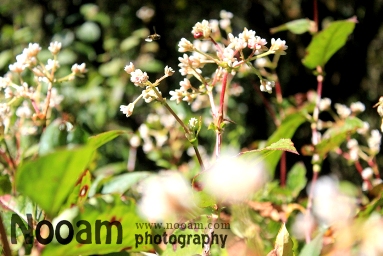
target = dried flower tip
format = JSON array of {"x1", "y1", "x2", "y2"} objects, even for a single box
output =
[
  {"x1": 269, "y1": 38, "x2": 288, "y2": 55},
  {"x1": 130, "y1": 69, "x2": 149, "y2": 88},
  {"x1": 71, "y1": 63, "x2": 87, "y2": 74},
  {"x1": 124, "y1": 62, "x2": 135, "y2": 74},
  {"x1": 120, "y1": 103, "x2": 134, "y2": 117},
  {"x1": 48, "y1": 41, "x2": 62, "y2": 55},
  {"x1": 192, "y1": 20, "x2": 212, "y2": 39},
  {"x1": 164, "y1": 66, "x2": 175, "y2": 77}
]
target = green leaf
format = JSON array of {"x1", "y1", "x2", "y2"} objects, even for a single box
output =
[
  {"x1": 193, "y1": 190, "x2": 216, "y2": 208},
  {"x1": 273, "y1": 223, "x2": 294, "y2": 256},
  {"x1": 239, "y1": 138, "x2": 300, "y2": 176},
  {"x1": 265, "y1": 113, "x2": 307, "y2": 176},
  {"x1": 62, "y1": 170, "x2": 92, "y2": 210},
  {"x1": 39, "y1": 119, "x2": 69, "y2": 155},
  {"x1": 270, "y1": 19, "x2": 313, "y2": 35},
  {"x1": 316, "y1": 116, "x2": 364, "y2": 158},
  {"x1": 302, "y1": 18, "x2": 356, "y2": 69},
  {"x1": 41, "y1": 195, "x2": 153, "y2": 255},
  {"x1": 299, "y1": 231, "x2": 324, "y2": 256},
  {"x1": 87, "y1": 130, "x2": 129, "y2": 150},
  {"x1": 16, "y1": 146, "x2": 95, "y2": 218},
  {"x1": 101, "y1": 171, "x2": 152, "y2": 194},
  {"x1": 286, "y1": 162, "x2": 307, "y2": 198},
  {"x1": 76, "y1": 21, "x2": 101, "y2": 43}
]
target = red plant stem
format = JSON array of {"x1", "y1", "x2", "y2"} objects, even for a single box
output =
[
  {"x1": 280, "y1": 151, "x2": 286, "y2": 187},
  {"x1": 313, "y1": 0, "x2": 318, "y2": 30},
  {"x1": 216, "y1": 71, "x2": 229, "y2": 158}
]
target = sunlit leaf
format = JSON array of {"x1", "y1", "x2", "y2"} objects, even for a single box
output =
[
  {"x1": 302, "y1": 18, "x2": 356, "y2": 69},
  {"x1": 273, "y1": 223, "x2": 294, "y2": 256},
  {"x1": 16, "y1": 146, "x2": 95, "y2": 218},
  {"x1": 193, "y1": 190, "x2": 216, "y2": 208}
]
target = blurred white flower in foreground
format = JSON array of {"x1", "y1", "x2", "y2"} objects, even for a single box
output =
[
  {"x1": 202, "y1": 154, "x2": 269, "y2": 203},
  {"x1": 138, "y1": 171, "x2": 196, "y2": 221},
  {"x1": 310, "y1": 176, "x2": 356, "y2": 226}
]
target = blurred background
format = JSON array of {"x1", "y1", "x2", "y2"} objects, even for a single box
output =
[{"x1": 1, "y1": 0, "x2": 383, "y2": 182}]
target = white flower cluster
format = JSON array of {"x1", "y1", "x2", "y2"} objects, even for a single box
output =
[{"x1": 120, "y1": 63, "x2": 174, "y2": 118}]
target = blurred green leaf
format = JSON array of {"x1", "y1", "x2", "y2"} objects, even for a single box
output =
[
  {"x1": 16, "y1": 146, "x2": 95, "y2": 218},
  {"x1": 87, "y1": 130, "x2": 130, "y2": 150},
  {"x1": 120, "y1": 36, "x2": 140, "y2": 52},
  {"x1": 99, "y1": 58, "x2": 124, "y2": 77},
  {"x1": 270, "y1": 19, "x2": 313, "y2": 35},
  {"x1": 316, "y1": 116, "x2": 364, "y2": 158},
  {"x1": 39, "y1": 119, "x2": 70, "y2": 155},
  {"x1": 286, "y1": 162, "x2": 307, "y2": 198},
  {"x1": 101, "y1": 171, "x2": 151, "y2": 194},
  {"x1": 76, "y1": 21, "x2": 101, "y2": 43},
  {"x1": 299, "y1": 231, "x2": 324, "y2": 256},
  {"x1": 0, "y1": 174, "x2": 11, "y2": 195},
  {"x1": 41, "y1": 195, "x2": 153, "y2": 255},
  {"x1": 0, "y1": 49, "x2": 12, "y2": 70},
  {"x1": 302, "y1": 18, "x2": 356, "y2": 69}
]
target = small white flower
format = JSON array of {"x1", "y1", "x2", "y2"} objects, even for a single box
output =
[
  {"x1": 203, "y1": 153, "x2": 268, "y2": 203},
  {"x1": 25, "y1": 43, "x2": 41, "y2": 57},
  {"x1": 9, "y1": 62, "x2": 26, "y2": 73},
  {"x1": 138, "y1": 171, "x2": 196, "y2": 221},
  {"x1": 335, "y1": 103, "x2": 351, "y2": 119},
  {"x1": 362, "y1": 167, "x2": 374, "y2": 180},
  {"x1": 120, "y1": 103, "x2": 134, "y2": 117},
  {"x1": 48, "y1": 41, "x2": 62, "y2": 55},
  {"x1": 124, "y1": 62, "x2": 135, "y2": 74},
  {"x1": 130, "y1": 69, "x2": 149, "y2": 87},
  {"x1": 269, "y1": 38, "x2": 288, "y2": 55},
  {"x1": 164, "y1": 66, "x2": 174, "y2": 77},
  {"x1": 188, "y1": 117, "x2": 198, "y2": 130},
  {"x1": 129, "y1": 135, "x2": 141, "y2": 148},
  {"x1": 71, "y1": 63, "x2": 87, "y2": 74},
  {"x1": 310, "y1": 176, "x2": 356, "y2": 225},
  {"x1": 136, "y1": 6, "x2": 155, "y2": 22},
  {"x1": 368, "y1": 129, "x2": 382, "y2": 153},
  {"x1": 260, "y1": 80, "x2": 275, "y2": 94},
  {"x1": 191, "y1": 20, "x2": 212, "y2": 39},
  {"x1": 350, "y1": 101, "x2": 365, "y2": 113},
  {"x1": 178, "y1": 38, "x2": 194, "y2": 52},
  {"x1": 219, "y1": 10, "x2": 233, "y2": 19},
  {"x1": 319, "y1": 98, "x2": 332, "y2": 111},
  {"x1": 180, "y1": 78, "x2": 192, "y2": 91},
  {"x1": 169, "y1": 89, "x2": 184, "y2": 104},
  {"x1": 357, "y1": 121, "x2": 370, "y2": 135}
]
